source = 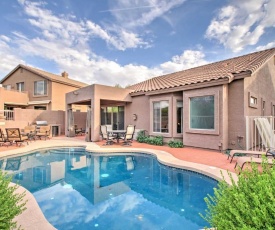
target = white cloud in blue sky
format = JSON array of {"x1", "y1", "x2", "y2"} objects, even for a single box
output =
[{"x1": 0, "y1": 0, "x2": 274, "y2": 87}]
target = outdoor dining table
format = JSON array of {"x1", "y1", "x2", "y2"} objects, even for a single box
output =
[{"x1": 108, "y1": 130, "x2": 126, "y2": 143}]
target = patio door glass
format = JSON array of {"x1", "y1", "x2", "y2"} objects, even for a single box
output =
[{"x1": 100, "y1": 106, "x2": 124, "y2": 130}]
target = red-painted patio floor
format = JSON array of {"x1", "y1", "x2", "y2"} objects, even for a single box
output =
[
  {"x1": 94, "y1": 138, "x2": 237, "y2": 172},
  {"x1": 0, "y1": 135, "x2": 237, "y2": 172}
]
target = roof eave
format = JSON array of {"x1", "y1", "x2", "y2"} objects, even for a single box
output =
[{"x1": 140, "y1": 78, "x2": 229, "y2": 96}]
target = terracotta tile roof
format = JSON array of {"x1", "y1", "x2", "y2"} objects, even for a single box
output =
[
  {"x1": 1, "y1": 64, "x2": 88, "y2": 88},
  {"x1": 128, "y1": 48, "x2": 275, "y2": 94}
]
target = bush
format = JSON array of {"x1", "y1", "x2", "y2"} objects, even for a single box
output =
[
  {"x1": 136, "y1": 130, "x2": 148, "y2": 143},
  {"x1": 201, "y1": 156, "x2": 275, "y2": 229},
  {"x1": 168, "y1": 140, "x2": 184, "y2": 148},
  {"x1": 136, "y1": 130, "x2": 164, "y2": 146},
  {"x1": 0, "y1": 170, "x2": 26, "y2": 230}
]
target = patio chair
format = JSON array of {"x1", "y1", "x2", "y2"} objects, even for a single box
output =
[
  {"x1": 228, "y1": 149, "x2": 267, "y2": 163},
  {"x1": 5, "y1": 128, "x2": 29, "y2": 146},
  {"x1": 23, "y1": 125, "x2": 37, "y2": 141},
  {"x1": 36, "y1": 125, "x2": 51, "y2": 140},
  {"x1": 100, "y1": 125, "x2": 115, "y2": 145},
  {"x1": 0, "y1": 128, "x2": 10, "y2": 147},
  {"x1": 235, "y1": 156, "x2": 274, "y2": 171},
  {"x1": 75, "y1": 125, "x2": 84, "y2": 136},
  {"x1": 121, "y1": 125, "x2": 135, "y2": 146}
]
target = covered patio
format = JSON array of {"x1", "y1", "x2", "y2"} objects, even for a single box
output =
[{"x1": 65, "y1": 84, "x2": 133, "y2": 142}]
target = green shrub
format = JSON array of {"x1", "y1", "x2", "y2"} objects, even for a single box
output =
[
  {"x1": 0, "y1": 170, "x2": 26, "y2": 230},
  {"x1": 136, "y1": 130, "x2": 148, "y2": 143},
  {"x1": 136, "y1": 131, "x2": 164, "y2": 146},
  {"x1": 168, "y1": 140, "x2": 184, "y2": 148},
  {"x1": 201, "y1": 156, "x2": 275, "y2": 229}
]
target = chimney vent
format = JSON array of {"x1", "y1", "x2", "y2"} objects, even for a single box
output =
[{"x1": 61, "y1": 71, "x2": 69, "y2": 78}]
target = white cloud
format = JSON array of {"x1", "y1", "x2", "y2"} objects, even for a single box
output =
[
  {"x1": 205, "y1": 0, "x2": 275, "y2": 52},
  {"x1": 0, "y1": 37, "x2": 25, "y2": 78},
  {"x1": 109, "y1": 0, "x2": 186, "y2": 29},
  {"x1": 256, "y1": 41, "x2": 275, "y2": 51},
  {"x1": 160, "y1": 50, "x2": 208, "y2": 73},
  {"x1": 19, "y1": 0, "x2": 147, "y2": 51},
  {"x1": 1, "y1": 0, "x2": 207, "y2": 86}
]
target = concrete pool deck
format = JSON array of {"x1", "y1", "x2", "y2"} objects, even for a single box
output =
[{"x1": 0, "y1": 136, "x2": 238, "y2": 229}]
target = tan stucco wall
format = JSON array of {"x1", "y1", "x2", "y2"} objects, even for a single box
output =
[
  {"x1": 183, "y1": 85, "x2": 226, "y2": 150},
  {"x1": 1, "y1": 67, "x2": 84, "y2": 111},
  {"x1": 51, "y1": 81, "x2": 82, "y2": 111},
  {"x1": 0, "y1": 87, "x2": 29, "y2": 110},
  {"x1": 125, "y1": 94, "x2": 150, "y2": 133},
  {"x1": 1, "y1": 108, "x2": 65, "y2": 134},
  {"x1": 1, "y1": 68, "x2": 51, "y2": 104},
  {"x1": 227, "y1": 79, "x2": 245, "y2": 150},
  {"x1": 244, "y1": 58, "x2": 275, "y2": 116}
]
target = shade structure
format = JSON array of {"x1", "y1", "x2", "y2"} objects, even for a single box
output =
[
  {"x1": 67, "y1": 108, "x2": 75, "y2": 137},
  {"x1": 85, "y1": 106, "x2": 92, "y2": 142}
]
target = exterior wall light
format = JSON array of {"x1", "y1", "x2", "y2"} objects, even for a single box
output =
[{"x1": 133, "y1": 114, "x2": 137, "y2": 121}]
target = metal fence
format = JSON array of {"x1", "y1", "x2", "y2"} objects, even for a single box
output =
[{"x1": 245, "y1": 116, "x2": 275, "y2": 151}]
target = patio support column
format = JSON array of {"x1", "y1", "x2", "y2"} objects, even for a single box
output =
[{"x1": 91, "y1": 96, "x2": 101, "y2": 142}]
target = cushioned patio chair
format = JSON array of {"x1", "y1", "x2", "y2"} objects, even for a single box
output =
[
  {"x1": 75, "y1": 125, "x2": 84, "y2": 136},
  {"x1": 36, "y1": 125, "x2": 51, "y2": 140},
  {"x1": 235, "y1": 156, "x2": 274, "y2": 171},
  {"x1": 228, "y1": 149, "x2": 267, "y2": 163},
  {"x1": 0, "y1": 128, "x2": 10, "y2": 147},
  {"x1": 121, "y1": 125, "x2": 135, "y2": 146},
  {"x1": 5, "y1": 128, "x2": 29, "y2": 146},
  {"x1": 100, "y1": 125, "x2": 115, "y2": 145},
  {"x1": 23, "y1": 125, "x2": 37, "y2": 141}
]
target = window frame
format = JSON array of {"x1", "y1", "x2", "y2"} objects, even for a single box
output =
[
  {"x1": 248, "y1": 92, "x2": 258, "y2": 108},
  {"x1": 150, "y1": 96, "x2": 172, "y2": 137},
  {"x1": 172, "y1": 96, "x2": 183, "y2": 137},
  {"x1": 190, "y1": 95, "x2": 215, "y2": 130},
  {"x1": 184, "y1": 90, "x2": 219, "y2": 135},
  {"x1": 34, "y1": 80, "x2": 48, "y2": 96},
  {"x1": 16, "y1": 82, "x2": 25, "y2": 92}
]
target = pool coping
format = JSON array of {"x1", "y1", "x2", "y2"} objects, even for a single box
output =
[{"x1": 1, "y1": 139, "x2": 238, "y2": 230}]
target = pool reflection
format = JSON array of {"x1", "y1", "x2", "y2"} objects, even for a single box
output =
[{"x1": 0, "y1": 148, "x2": 217, "y2": 229}]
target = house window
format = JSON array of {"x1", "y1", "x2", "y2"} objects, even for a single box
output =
[
  {"x1": 153, "y1": 101, "x2": 169, "y2": 133},
  {"x1": 16, "y1": 82, "x2": 24, "y2": 92},
  {"x1": 190, "y1": 95, "x2": 214, "y2": 130},
  {"x1": 177, "y1": 101, "x2": 183, "y2": 133},
  {"x1": 4, "y1": 84, "x2": 11, "y2": 90},
  {"x1": 250, "y1": 97, "x2": 257, "y2": 105},
  {"x1": 34, "y1": 106, "x2": 46, "y2": 110},
  {"x1": 34, "y1": 80, "x2": 47, "y2": 96}
]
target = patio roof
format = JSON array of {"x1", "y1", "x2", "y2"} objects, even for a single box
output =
[{"x1": 128, "y1": 47, "x2": 275, "y2": 94}]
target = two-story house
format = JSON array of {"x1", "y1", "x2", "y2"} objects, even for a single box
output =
[{"x1": 0, "y1": 64, "x2": 88, "y2": 111}]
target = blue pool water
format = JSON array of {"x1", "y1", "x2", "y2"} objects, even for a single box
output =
[{"x1": 1, "y1": 148, "x2": 217, "y2": 230}]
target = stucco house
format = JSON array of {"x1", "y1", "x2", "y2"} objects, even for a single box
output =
[
  {"x1": 0, "y1": 64, "x2": 88, "y2": 111},
  {"x1": 66, "y1": 47, "x2": 275, "y2": 151}
]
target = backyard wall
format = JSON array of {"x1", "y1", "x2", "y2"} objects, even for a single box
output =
[{"x1": 0, "y1": 108, "x2": 87, "y2": 135}]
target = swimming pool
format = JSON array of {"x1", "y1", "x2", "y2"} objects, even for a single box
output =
[{"x1": 1, "y1": 147, "x2": 217, "y2": 229}]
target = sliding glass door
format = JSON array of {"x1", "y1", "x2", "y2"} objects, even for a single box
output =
[{"x1": 101, "y1": 106, "x2": 125, "y2": 130}]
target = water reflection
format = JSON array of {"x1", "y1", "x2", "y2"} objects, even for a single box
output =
[{"x1": 0, "y1": 148, "x2": 217, "y2": 229}]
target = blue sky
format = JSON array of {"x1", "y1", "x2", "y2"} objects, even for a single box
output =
[{"x1": 0, "y1": 0, "x2": 274, "y2": 87}]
